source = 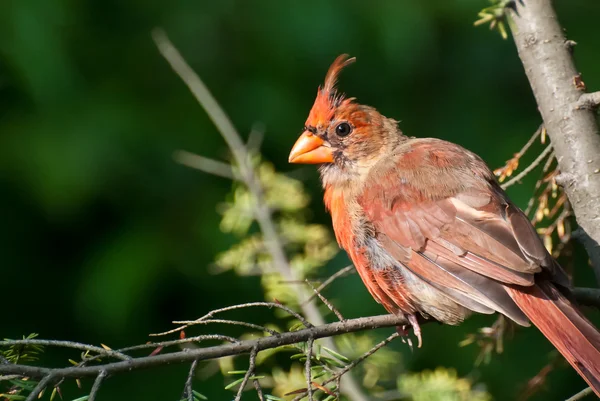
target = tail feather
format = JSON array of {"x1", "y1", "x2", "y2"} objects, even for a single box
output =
[{"x1": 506, "y1": 281, "x2": 600, "y2": 396}]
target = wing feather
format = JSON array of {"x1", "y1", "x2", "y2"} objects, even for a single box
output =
[{"x1": 356, "y1": 140, "x2": 567, "y2": 324}]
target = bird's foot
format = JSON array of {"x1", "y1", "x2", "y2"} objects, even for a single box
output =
[
  {"x1": 396, "y1": 314, "x2": 422, "y2": 350},
  {"x1": 396, "y1": 325, "x2": 414, "y2": 351},
  {"x1": 407, "y1": 314, "x2": 422, "y2": 348}
]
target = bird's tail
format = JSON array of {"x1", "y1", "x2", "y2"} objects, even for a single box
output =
[{"x1": 506, "y1": 281, "x2": 600, "y2": 396}]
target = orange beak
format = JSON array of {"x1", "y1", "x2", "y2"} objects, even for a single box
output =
[{"x1": 288, "y1": 131, "x2": 334, "y2": 164}]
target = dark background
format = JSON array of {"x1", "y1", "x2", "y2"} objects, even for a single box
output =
[{"x1": 2, "y1": 0, "x2": 600, "y2": 400}]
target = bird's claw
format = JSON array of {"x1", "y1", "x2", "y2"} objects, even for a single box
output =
[
  {"x1": 408, "y1": 314, "x2": 422, "y2": 348},
  {"x1": 395, "y1": 314, "x2": 422, "y2": 350}
]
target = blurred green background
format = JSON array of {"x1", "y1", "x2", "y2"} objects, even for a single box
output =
[{"x1": 2, "y1": 0, "x2": 600, "y2": 400}]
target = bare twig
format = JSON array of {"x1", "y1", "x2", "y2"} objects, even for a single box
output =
[
  {"x1": 516, "y1": 124, "x2": 544, "y2": 157},
  {"x1": 24, "y1": 373, "x2": 55, "y2": 401},
  {"x1": 175, "y1": 301, "x2": 312, "y2": 329},
  {"x1": 575, "y1": 92, "x2": 600, "y2": 110},
  {"x1": 524, "y1": 154, "x2": 557, "y2": 215},
  {"x1": 0, "y1": 314, "x2": 408, "y2": 380},
  {"x1": 322, "y1": 332, "x2": 400, "y2": 387},
  {"x1": 304, "y1": 265, "x2": 356, "y2": 305},
  {"x1": 253, "y1": 376, "x2": 265, "y2": 401},
  {"x1": 501, "y1": 145, "x2": 554, "y2": 189},
  {"x1": 292, "y1": 332, "x2": 400, "y2": 401},
  {"x1": 182, "y1": 360, "x2": 199, "y2": 401},
  {"x1": 152, "y1": 27, "x2": 369, "y2": 401},
  {"x1": 0, "y1": 339, "x2": 130, "y2": 361},
  {"x1": 566, "y1": 387, "x2": 594, "y2": 401},
  {"x1": 306, "y1": 280, "x2": 345, "y2": 321},
  {"x1": 173, "y1": 150, "x2": 238, "y2": 180},
  {"x1": 165, "y1": 319, "x2": 279, "y2": 336},
  {"x1": 234, "y1": 347, "x2": 258, "y2": 401},
  {"x1": 495, "y1": 124, "x2": 544, "y2": 182},
  {"x1": 305, "y1": 337, "x2": 314, "y2": 401},
  {"x1": 0, "y1": 374, "x2": 21, "y2": 382},
  {"x1": 121, "y1": 334, "x2": 239, "y2": 353},
  {"x1": 88, "y1": 370, "x2": 107, "y2": 401}
]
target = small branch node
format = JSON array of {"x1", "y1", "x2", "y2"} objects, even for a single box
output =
[
  {"x1": 554, "y1": 172, "x2": 576, "y2": 188},
  {"x1": 574, "y1": 91, "x2": 600, "y2": 110}
]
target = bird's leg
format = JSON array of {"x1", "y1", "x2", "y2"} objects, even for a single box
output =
[
  {"x1": 395, "y1": 325, "x2": 414, "y2": 351},
  {"x1": 407, "y1": 313, "x2": 422, "y2": 348}
]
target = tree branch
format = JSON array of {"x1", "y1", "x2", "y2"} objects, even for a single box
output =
[
  {"x1": 0, "y1": 314, "x2": 407, "y2": 381},
  {"x1": 152, "y1": 28, "x2": 369, "y2": 401},
  {"x1": 575, "y1": 91, "x2": 600, "y2": 110},
  {"x1": 507, "y1": 0, "x2": 600, "y2": 252}
]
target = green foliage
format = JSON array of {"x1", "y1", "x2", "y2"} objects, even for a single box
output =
[
  {"x1": 215, "y1": 158, "x2": 338, "y2": 307},
  {"x1": 1, "y1": 334, "x2": 43, "y2": 364},
  {"x1": 398, "y1": 368, "x2": 491, "y2": 401},
  {"x1": 0, "y1": 378, "x2": 38, "y2": 401},
  {"x1": 0, "y1": 334, "x2": 43, "y2": 401},
  {"x1": 474, "y1": 0, "x2": 514, "y2": 39}
]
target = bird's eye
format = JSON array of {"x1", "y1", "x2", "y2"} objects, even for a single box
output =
[{"x1": 335, "y1": 122, "x2": 352, "y2": 137}]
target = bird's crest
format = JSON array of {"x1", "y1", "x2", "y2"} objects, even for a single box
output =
[{"x1": 306, "y1": 54, "x2": 356, "y2": 127}]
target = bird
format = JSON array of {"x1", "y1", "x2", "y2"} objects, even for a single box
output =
[{"x1": 288, "y1": 54, "x2": 600, "y2": 395}]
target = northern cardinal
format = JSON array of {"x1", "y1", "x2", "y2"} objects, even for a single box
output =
[{"x1": 289, "y1": 55, "x2": 600, "y2": 394}]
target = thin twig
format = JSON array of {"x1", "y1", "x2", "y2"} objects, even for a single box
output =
[
  {"x1": 0, "y1": 374, "x2": 21, "y2": 382},
  {"x1": 291, "y1": 332, "x2": 401, "y2": 401},
  {"x1": 501, "y1": 145, "x2": 554, "y2": 189},
  {"x1": 253, "y1": 377, "x2": 265, "y2": 401},
  {"x1": 177, "y1": 302, "x2": 312, "y2": 328},
  {"x1": 88, "y1": 370, "x2": 107, "y2": 401},
  {"x1": 524, "y1": 156, "x2": 557, "y2": 215},
  {"x1": 0, "y1": 314, "x2": 408, "y2": 380},
  {"x1": 183, "y1": 360, "x2": 199, "y2": 401},
  {"x1": 515, "y1": 124, "x2": 544, "y2": 157},
  {"x1": 123, "y1": 334, "x2": 239, "y2": 352},
  {"x1": 304, "y1": 265, "x2": 356, "y2": 305},
  {"x1": 574, "y1": 91, "x2": 600, "y2": 110},
  {"x1": 0, "y1": 339, "x2": 130, "y2": 361},
  {"x1": 152, "y1": 27, "x2": 369, "y2": 401},
  {"x1": 24, "y1": 373, "x2": 55, "y2": 401},
  {"x1": 172, "y1": 319, "x2": 279, "y2": 336},
  {"x1": 234, "y1": 347, "x2": 258, "y2": 401},
  {"x1": 566, "y1": 387, "x2": 594, "y2": 401},
  {"x1": 306, "y1": 280, "x2": 345, "y2": 321},
  {"x1": 78, "y1": 334, "x2": 238, "y2": 367},
  {"x1": 323, "y1": 332, "x2": 400, "y2": 387},
  {"x1": 305, "y1": 337, "x2": 314, "y2": 401},
  {"x1": 173, "y1": 150, "x2": 238, "y2": 180}
]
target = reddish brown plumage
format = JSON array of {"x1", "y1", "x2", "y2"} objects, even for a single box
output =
[{"x1": 289, "y1": 54, "x2": 600, "y2": 395}]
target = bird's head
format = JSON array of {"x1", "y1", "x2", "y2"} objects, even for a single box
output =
[{"x1": 288, "y1": 55, "x2": 402, "y2": 185}]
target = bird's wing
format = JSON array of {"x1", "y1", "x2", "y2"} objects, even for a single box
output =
[{"x1": 356, "y1": 140, "x2": 568, "y2": 325}]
